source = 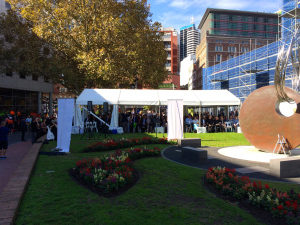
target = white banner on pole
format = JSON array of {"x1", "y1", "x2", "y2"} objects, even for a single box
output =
[
  {"x1": 109, "y1": 104, "x2": 119, "y2": 130},
  {"x1": 167, "y1": 99, "x2": 183, "y2": 141},
  {"x1": 57, "y1": 98, "x2": 75, "y2": 152}
]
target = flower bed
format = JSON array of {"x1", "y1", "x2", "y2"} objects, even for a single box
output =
[
  {"x1": 205, "y1": 167, "x2": 300, "y2": 225},
  {"x1": 84, "y1": 137, "x2": 171, "y2": 152},
  {"x1": 70, "y1": 147, "x2": 161, "y2": 197}
]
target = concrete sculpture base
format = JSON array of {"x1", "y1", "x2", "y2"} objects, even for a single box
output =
[
  {"x1": 178, "y1": 138, "x2": 201, "y2": 148},
  {"x1": 270, "y1": 157, "x2": 300, "y2": 178}
]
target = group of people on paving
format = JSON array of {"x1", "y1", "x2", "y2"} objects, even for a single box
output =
[{"x1": 0, "y1": 113, "x2": 58, "y2": 159}]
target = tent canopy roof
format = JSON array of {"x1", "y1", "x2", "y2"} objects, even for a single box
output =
[{"x1": 76, "y1": 89, "x2": 240, "y2": 106}]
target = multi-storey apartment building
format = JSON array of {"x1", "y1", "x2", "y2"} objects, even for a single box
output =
[
  {"x1": 202, "y1": 0, "x2": 299, "y2": 102},
  {"x1": 193, "y1": 8, "x2": 279, "y2": 90},
  {"x1": 180, "y1": 24, "x2": 200, "y2": 62},
  {"x1": 160, "y1": 27, "x2": 180, "y2": 89}
]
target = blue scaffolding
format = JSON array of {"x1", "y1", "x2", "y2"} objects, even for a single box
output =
[{"x1": 203, "y1": 0, "x2": 299, "y2": 101}]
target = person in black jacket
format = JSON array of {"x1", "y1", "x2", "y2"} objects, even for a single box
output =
[
  {"x1": 31, "y1": 117, "x2": 41, "y2": 143},
  {"x1": 20, "y1": 116, "x2": 27, "y2": 141}
]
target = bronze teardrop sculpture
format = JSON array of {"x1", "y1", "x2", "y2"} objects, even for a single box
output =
[{"x1": 239, "y1": 86, "x2": 300, "y2": 152}]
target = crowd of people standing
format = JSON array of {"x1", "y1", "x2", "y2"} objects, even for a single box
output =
[
  {"x1": 85, "y1": 108, "x2": 240, "y2": 134},
  {"x1": 0, "y1": 113, "x2": 58, "y2": 158}
]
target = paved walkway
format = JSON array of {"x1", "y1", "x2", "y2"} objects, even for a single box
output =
[
  {"x1": 0, "y1": 132, "x2": 44, "y2": 225},
  {"x1": 162, "y1": 146, "x2": 300, "y2": 184},
  {"x1": 0, "y1": 131, "x2": 33, "y2": 194}
]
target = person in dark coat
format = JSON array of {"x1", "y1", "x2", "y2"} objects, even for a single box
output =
[
  {"x1": 20, "y1": 116, "x2": 27, "y2": 141},
  {"x1": 50, "y1": 120, "x2": 57, "y2": 141},
  {"x1": 0, "y1": 121, "x2": 9, "y2": 158},
  {"x1": 31, "y1": 117, "x2": 40, "y2": 144}
]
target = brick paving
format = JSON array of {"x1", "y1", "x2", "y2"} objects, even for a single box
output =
[{"x1": 0, "y1": 135, "x2": 44, "y2": 225}]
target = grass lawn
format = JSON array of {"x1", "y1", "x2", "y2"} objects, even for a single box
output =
[
  {"x1": 64, "y1": 132, "x2": 250, "y2": 153},
  {"x1": 15, "y1": 133, "x2": 299, "y2": 225}
]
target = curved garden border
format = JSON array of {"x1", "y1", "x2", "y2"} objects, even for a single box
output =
[{"x1": 70, "y1": 147, "x2": 162, "y2": 197}]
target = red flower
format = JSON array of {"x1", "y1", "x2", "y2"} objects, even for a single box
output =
[
  {"x1": 252, "y1": 181, "x2": 257, "y2": 188},
  {"x1": 285, "y1": 200, "x2": 291, "y2": 207},
  {"x1": 293, "y1": 202, "x2": 298, "y2": 211},
  {"x1": 277, "y1": 205, "x2": 284, "y2": 210},
  {"x1": 125, "y1": 158, "x2": 131, "y2": 163},
  {"x1": 225, "y1": 168, "x2": 236, "y2": 173},
  {"x1": 284, "y1": 210, "x2": 287, "y2": 215},
  {"x1": 228, "y1": 173, "x2": 234, "y2": 179},
  {"x1": 264, "y1": 184, "x2": 270, "y2": 189},
  {"x1": 76, "y1": 160, "x2": 81, "y2": 167},
  {"x1": 86, "y1": 168, "x2": 91, "y2": 174}
]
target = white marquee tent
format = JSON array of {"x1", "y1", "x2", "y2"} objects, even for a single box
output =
[{"x1": 76, "y1": 89, "x2": 241, "y2": 106}]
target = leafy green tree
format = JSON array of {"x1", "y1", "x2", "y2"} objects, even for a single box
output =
[
  {"x1": 7, "y1": 0, "x2": 168, "y2": 89},
  {"x1": 0, "y1": 10, "x2": 87, "y2": 94}
]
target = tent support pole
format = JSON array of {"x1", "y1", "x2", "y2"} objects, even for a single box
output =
[{"x1": 199, "y1": 106, "x2": 201, "y2": 127}]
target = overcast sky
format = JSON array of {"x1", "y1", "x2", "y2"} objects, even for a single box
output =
[{"x1": 148, "y1": 0, "x2": 281, "y2": 31}]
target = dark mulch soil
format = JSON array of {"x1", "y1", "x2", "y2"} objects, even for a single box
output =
[
  {"x1": 202, "y1": 177, "x2": 287, "y2": 225},
  {"x1": 39, "y1": 152, "x2": 68, "y2": 156},
  {"x1": 69, "y1": 168, "x2": 140, "y2": 198}
]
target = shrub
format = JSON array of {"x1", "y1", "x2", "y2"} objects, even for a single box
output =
[
  {"x1": 72, "y1": 147, "x2": 162, "y2": 193},
  {"x1": 84, "y1": 137, "x2": 172, "y2": 152},
  {"x1": 206, "y1": 167, "x2": 300, "y2": 224}
]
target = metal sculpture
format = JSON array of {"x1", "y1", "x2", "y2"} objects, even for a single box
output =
[
  {"x1": 240, "y1": 24, "x2": 300, "y2": 153},
  {"x1": 239, "y1": 86, "x2": 300, "y2": 152}
]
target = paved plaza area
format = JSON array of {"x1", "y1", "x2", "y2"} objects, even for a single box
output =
[
  {"x1": 162, "y1": 146, "x2": 300, "y2": 184},
  {"x1": 0, "y1": 132, "x2": 43, "y2": 225},
  {"x1": 0, "y1": 132, "x2": 32, "y2": 193}
]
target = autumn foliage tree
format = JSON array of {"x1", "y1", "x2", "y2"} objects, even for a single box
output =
[
  {"x1": 0, "y1": 10, "x2": 87, "y2": 94},
  {"x1": 7, "y1": 0, "x2": 168, "y2": 90}
]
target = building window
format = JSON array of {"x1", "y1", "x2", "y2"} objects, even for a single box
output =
[
  {"x1": 214, "y1": 14, "x2": 220, "y2": 20},
  {"x1": 5, "y1": 68, "x2": 12, "y2": 77},
  {"x1": 19, "y1": 71, "x2": 26, "y2": 79},
  {"x1": 242, "y1": 16, "x2": 248, "y2": 22},
  {"x1": 229, "y1": 23, "x2": 235, "y2": 29},
  {"x1": 229, "y1": 15, "x2": 233, "y2": 21},
  {"x1": 32, "y1": 74, "x2": 38, "y2": 81},
  {"x1": 216, "y1": 54, "x2": 222, "y2": 62},
  {"x1": 215, "y1": 45, "x2": 223, "y2": 52},
  {"x1": 242, "y1": 23, "x2": 248, "y2": 30},
  {"x1": 228, "y1": 46, "x2": 237, "y2": 52},
  {"x1": 164, "y1": 43, "x2": 171, "y2": 48},
  {"x1": 214, "y1": 22, "x2": 220, "y2": 28},
  {"x1": 241, "y1": 47, "x2": 249, "y2": 53},
  {"x1": 59, "y1": 87, "x2": 68, "y2": 93},
  {"x1": 229, "y1": 55, "x2": 234, "y2": 59},
  {"x1": 5, "y1": 2, "x2": 11, "y2": 9}
]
